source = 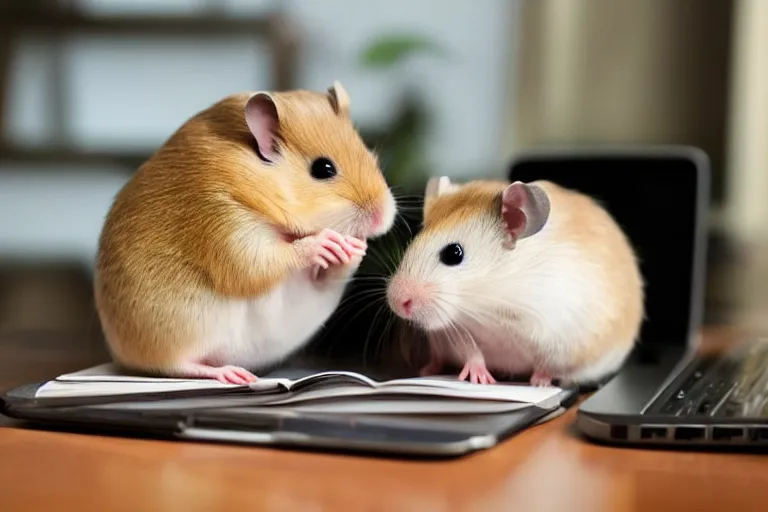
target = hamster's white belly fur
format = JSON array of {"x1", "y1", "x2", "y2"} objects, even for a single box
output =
[{"x1": 203, "y1": 269, "x2": 345, "y2": 371}]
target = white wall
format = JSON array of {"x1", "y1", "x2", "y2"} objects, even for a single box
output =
[{"x1": 1, "y1": 0, "x2": 520, "y2": 267}]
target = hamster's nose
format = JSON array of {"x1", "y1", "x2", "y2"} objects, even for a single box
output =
[
  {"x1": 371, "y1": 209, "x2": 383, "y2": 231},
  {"x1": 367, "y1": 194, "x2": 396, "y2": 237}
]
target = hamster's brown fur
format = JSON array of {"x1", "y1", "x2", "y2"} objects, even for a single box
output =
[{"x1": 95, "y1": 83, "x2": 396, "y2": 381}]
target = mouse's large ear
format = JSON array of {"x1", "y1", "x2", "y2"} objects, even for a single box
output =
[
  {"x1": 500, "y1": 181, "x2": 551, "y2": 248},
  {"x1": 327, "y1": 80, "x2": 350, "y2": 117},
  {"x1": 245, "y1": 92, "x2": 280, "y2": 162}
]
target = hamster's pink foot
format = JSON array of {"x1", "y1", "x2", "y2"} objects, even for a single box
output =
[
  {"x1": 174, "y1": 362, "x2": 258, "y2": 385},
  {"x1": 419, "y1": 358, "x2": 444, "y2": 377},
  {"x1": 530, "y1": 372, "x2": 552, "y2": 387},
  {"x1": 458, "y1": 356, "x2": 496, "y2": 385}
]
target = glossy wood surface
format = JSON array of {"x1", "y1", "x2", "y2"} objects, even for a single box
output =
[{"x1": 1, "y1": 326, "x2": 767, "y2": 512}]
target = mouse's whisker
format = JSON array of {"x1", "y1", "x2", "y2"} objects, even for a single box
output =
[
  {"x1": 431, "y1": 300, "x2": 465, "y2": 356},
  {"x1": 436, "y1": 290, "x2": 516, "y2": 314},
  {"x1": 431, "y1": 297, "x2": 482, "y2": 357}
]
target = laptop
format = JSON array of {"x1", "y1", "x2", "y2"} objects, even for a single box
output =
[{"x1": 509, "y1": 145, "x2": 768, "y2": 448}]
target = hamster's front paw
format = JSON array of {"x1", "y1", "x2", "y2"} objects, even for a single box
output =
[{"x1": 297, "y1": 229, "x2": 365, "y2": 270}]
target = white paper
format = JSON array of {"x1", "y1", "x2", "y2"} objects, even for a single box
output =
[
  {"x1": 36, "y1": 363, "x2": 564, "y2": 408},
  {"x1": 35, "y1": 379, "x2": 238, "y2": 399}
]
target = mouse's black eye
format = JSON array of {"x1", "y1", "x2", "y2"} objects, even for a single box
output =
[
  {"x1": 310, "y1": 157, "x2": 337, "y2": 180},
  {"x1": 439, "y1": 243, "x2": 464, "y2": 266}
]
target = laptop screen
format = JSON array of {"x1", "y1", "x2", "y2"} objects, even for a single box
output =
[{"x1": 508, "y1": 151, "x2": 707, "y2": 348}]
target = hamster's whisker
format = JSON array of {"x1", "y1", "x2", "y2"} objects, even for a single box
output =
[
  {"x1": 362, "y1": 298, "x2": 394, "y2": 366},
  {"x1": 393, "y1": 211, "x2": 414, "y2": 240},
  {"x1": 322, "y1": 293, "x2": 387, "y2": 348},
  {"x1": 390, "y1": 189, "x2": 422, "y2": 200},
  {"x1": 328, "y1": 293, "x2": 387, "y2": 330},
  {"x1": 378, "y1": 312, "x2": 398, "y2": 362},
  {"x1": 350, "y1": 275, "x2": 389, "y2": 283},
  {"x1": 335, "y1": 288, "x2": 387, "y2": 311},
  {"x1": 366, "y1": 244, "x2": 399, "y2": 275},
  {"x1": 364, "y1": 246, "x2": 397, "y2": 275}
]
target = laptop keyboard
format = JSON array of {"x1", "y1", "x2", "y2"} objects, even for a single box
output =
[{"x1": 653, "y1": 339, "x2": 768, "y2": 418}]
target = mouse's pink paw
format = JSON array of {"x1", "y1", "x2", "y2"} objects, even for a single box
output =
[
  {"x1": 529, "y1": 372, "x2": 552, "y2": 387},
  {"x1": 458, "y1": 356, "x2": 496, "y2": 385},
  {"x1": 175, "y1": 363, "x2": 258, "y2": 385},
  {"x1": 419, "y1": 358, "x2": 444, "y2": 377},
  {"x1": 299, "y1": 229, "x2": 366, "y2": 270}
]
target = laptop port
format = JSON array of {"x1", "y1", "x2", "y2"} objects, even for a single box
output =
[
  {"x1": 640, "y1": 426, "x2": 668, "y2": 440},
  {"x1": 674, "y1": 426, "x2": 705, "y2": 441},
  {"x1": 712, "y1": 427, "x2": 744, "y2": 441},
  {"x1": 748, "y1": 428, "x2": 768, "y2": 442},
  {"x1": 610, "y1": 425, "x2": 628, "y2": 440}
]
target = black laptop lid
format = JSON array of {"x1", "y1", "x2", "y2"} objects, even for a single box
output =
[{"x1": 508, "y1": 147, "x2": 709, "y2": 349}]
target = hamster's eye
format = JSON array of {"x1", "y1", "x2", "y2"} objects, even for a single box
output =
[
  {"x1": 439, "y1": 243, "x2": 464, "y2": 266},
  {"x1": 310, "y1": 157, "x2": 337, "y2": 180}
]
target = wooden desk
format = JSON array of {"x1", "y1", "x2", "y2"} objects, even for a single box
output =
[{"x1": 1, "y1": 326, "x2": 767, "y2": 512}]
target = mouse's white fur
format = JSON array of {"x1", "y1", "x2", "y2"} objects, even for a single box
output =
[{"x1": 387, "y1": 177, "x2": 644, "y2": 386}]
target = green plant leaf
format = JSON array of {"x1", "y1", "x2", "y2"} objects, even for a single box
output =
[{"x1": 359, "y1": 34, "x2": 445, "y2": 69}]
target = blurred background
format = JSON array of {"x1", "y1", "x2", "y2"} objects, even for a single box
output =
[{"x1": 1, "y1": 0, "x2": 767, "y2": 385}]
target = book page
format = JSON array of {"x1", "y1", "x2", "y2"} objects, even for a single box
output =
[
  {"x1": 38, "y1": 363, "x2": 563, "y2": 406},
  {"x1": 260, "y1": 382, "x2": 564, "y2": 408},
  {"x1": 36, "y1": 364, "x2": 376, "y2": 399},
  {"x1": 55, "y1": 363, "x2": 224, "y2": 383},
  {"x1": 35, "y1": 379, "x2": 239, "y2": 399}
]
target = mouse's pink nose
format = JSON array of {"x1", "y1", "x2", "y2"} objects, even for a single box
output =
[
  {"x1": 388, "y1": 275, "x2": 428, "y2": 319},
  {"x1": 400, "y1": 298, "x2": 413, "y2": 317}
]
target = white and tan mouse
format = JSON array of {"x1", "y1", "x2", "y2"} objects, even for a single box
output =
[
  {"x1": 95, "y1": 82, "x2": 397, "y2": 384},
  {"x1": 386, "y1": 176, "x2": 644, "y2": 386}
]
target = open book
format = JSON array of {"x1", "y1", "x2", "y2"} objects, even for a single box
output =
[{"x1": 33, "y1": 363, "x2": 566, "y2": 415}]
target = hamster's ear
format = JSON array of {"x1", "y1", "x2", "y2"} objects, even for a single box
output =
[
  {"x1": 500, "y1": 181, "x2": 551, "y2": 248},
  {"x1": 327, "y1": 80, "x2": 350, "y2": 117},
  {"x1": 424, "y1": 176, "x2": 460, "y2": 214},
  {"x1": 245, "y1": 92, "x2": 280, "y2": 162}
]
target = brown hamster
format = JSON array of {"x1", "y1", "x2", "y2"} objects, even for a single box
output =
[
  {"x1": 387, "y1": 176, "x2": 643, "y2": 386},
  {"x1": 95, "y1": 81, "x2": 397, "y2": 384}
]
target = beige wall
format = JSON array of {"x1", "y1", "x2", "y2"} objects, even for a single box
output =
[
  {"x1": 725, "y1": 0, "x2": 768, "y2": 243},
  {"x1": 503, "y1": 0, "x2": 732, "y2": 205}
]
